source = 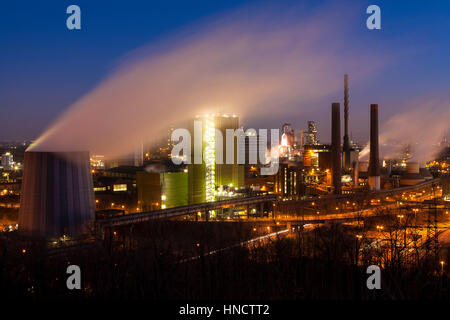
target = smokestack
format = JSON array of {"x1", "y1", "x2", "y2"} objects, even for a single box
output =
[
  {"x1": 368, "y1": 104, "x2": 380, "y2": 190},
  {"x1": 18, "y1": 151, "x2": 95, "y2": 237},
  {"x1": 343, "y1": 74, "x2": 350, "y2": 170},
  {"x1": 331, "y1": 102, "x2": 342, "y2": 194}
]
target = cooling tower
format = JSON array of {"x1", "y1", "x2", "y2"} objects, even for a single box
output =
[
  {"x1": 368, "y1": 104, "x2": 380, "y2": 191},
  {"x1": 19, "y1": 151, "x2": 95, "y2": 237},
  {"x1": 331, "y1": 102, "x2": 342, "y2": 194}
]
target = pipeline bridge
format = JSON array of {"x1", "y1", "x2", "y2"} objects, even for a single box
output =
[
  {"x1": 97, "y1": 178, "x2": 447, "y2": 231},
  {"x1": 97, "y1": 194, "x2": 277, "y2": 229},
  {"x1": 277, "y1": 178, "x2": 444, "y2": 215}
]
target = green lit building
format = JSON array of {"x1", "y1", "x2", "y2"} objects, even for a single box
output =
[
  {"x1": 188, "y1": 114, "x2": 245, "y2": 204},
  {"x1": 137, "y1": 170, "x2": 188, "y2": 211},
  {"x1": 161, "y1": 171, "x2": 188, "y2": 208}
]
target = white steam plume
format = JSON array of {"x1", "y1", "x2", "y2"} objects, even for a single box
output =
[
  {"x1": 359, "y1": 98, "x2": 450, "y2": 164},
  {"x1": 29, "y1": 4, "x2": 379, "y2": 159}
]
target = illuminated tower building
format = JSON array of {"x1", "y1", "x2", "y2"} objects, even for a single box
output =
[
  {"x1": 188, "y1": 114, "x2": 244, "y2": 204},
  {"x1": 282, "y1": 123, "x2": 296, "y2": 143},
  {"x1": 1, "y1": 152, "x2": 14, "y2": 170},
  {"x1": 280, "y1": 123, "x2": 292, "y2": 158},
  {"x1": 304, "y1": 121, "x2": 319, "y2": 146},
  {"x1": 302, "y1": 120, "x2": 323, "y2": 168}
]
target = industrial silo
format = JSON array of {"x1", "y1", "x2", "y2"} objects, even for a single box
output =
[
  {"x1": 18, "y1": 151, "x2": 95, "y2": 237},
  {"x1": 399, "y1": 161, "x2": 425, "y2": 186}
]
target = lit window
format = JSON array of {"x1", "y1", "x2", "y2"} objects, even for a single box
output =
[{"x1": 113, "y1": 184, "x2": 127, "y2": 192}]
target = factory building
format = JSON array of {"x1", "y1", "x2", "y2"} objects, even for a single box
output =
[
  {"x1": 274, "y1": 161, "x2": 303, "y2": 199},
  {"x1": 136, "y1": 171, "x2": 160, "y2": 211},
  {"x1": 1, "y1": 152, "x2": 14, "y2": 171},
  {"x1": 93, "y1": 165, "x2": 140, "y2": 213},
  {"x1": 280, "y1": 123, "x2": 301, "y2": 161},
  {"x1": 304, "y1": 144, "x2": 329, "y2": 168},
  {"x1": 188, "y1": 114, "x2": 244, "y2": 205},
  {"x1": 93, "y1": 160, "x2": 189, "y2": 213},
  {"x1": 243, "y1": 131, "x2": 277, "y2": 193},
  {"x1": 299, "y1": 76, "x2": 367, "y2": 194},
  {"x1": 304, "y1": 121, "x2": 319, "y2": 146},
  {"x1": 442, "y1": 175, "x2": 450, "y2": 201},
  {"x1": 137, "y1": 170, "x2": 188, "y2": 211}
]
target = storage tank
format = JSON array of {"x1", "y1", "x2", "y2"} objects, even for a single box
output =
[
  {"x1": 18, "y1": 151, "x2": 95, "y2": 237},
  {"x1": 400, "y1": 161, "x2": 425, "y2": 186},
  {"x1": 358, "y1": 161, "x2": 369, "y2": 173},
  {"x1": 406, "y1": 161, "x2": 420, "y2": 174}
]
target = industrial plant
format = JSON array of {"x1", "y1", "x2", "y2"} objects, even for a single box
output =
[
  {"x1": 1, "y1": 0, "x2": 450, "y2": 307},
  {"x1": 1, "y1": 75, "x2": 448, "y2": 290}
]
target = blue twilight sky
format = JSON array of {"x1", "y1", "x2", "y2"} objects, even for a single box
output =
[{"x1": 0, "y1": 0, "x2": 449, "y2": 142}]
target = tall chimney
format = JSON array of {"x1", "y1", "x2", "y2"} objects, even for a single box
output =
[
  {"x1": 343, "y1": 74, "x2": 350, "y2": 170},
  {"x1": 331, "y1": 102, "x2": 342, "y2": 194},
  {"x1": 368, "y1": 104, "x2": 380, "y2": 190}
]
